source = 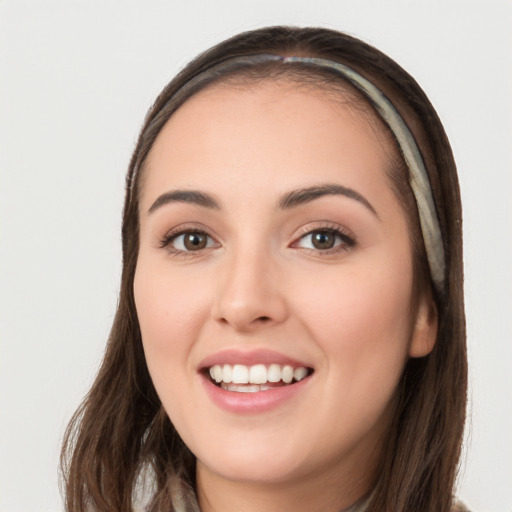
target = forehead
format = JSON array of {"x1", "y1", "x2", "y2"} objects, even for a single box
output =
[{"x1": 141, "y1": 81, "x2": 398, "y2": 209}]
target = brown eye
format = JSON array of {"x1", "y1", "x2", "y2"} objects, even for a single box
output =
[
  {"x1": 294, "y1": 228, "x2": 355, "y2": 252},
  {"x1": 183, "y1": 232, "x2": 208, "y2": 250},
  {"x1": 311, "y1": 231, "x2": 336, "y2": 250},
  {"x1": 162, "y1": 230, "x2": 217, "y2": 252}
]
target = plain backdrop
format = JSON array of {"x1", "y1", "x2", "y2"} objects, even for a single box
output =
[{"x1": 1, "y1": 1, "x2": 511, "y2": 511}]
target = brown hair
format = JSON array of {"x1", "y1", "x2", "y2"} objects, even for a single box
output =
[{"x1": 61, "y1": 26, "x2": 467, "y2": 512}]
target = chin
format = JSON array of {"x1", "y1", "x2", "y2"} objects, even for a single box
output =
[
  {"x1": 198, "y1": 454, "x2": 305, "y2": 485},
  {"x1": 192, "y1": 430, "x2": 322, "y2": 485}
]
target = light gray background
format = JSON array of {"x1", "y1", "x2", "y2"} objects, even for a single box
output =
[{"x1": 1, "y1": 1, "x2": 511, "y2": 511}]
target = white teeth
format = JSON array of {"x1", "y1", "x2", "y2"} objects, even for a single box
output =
[
  {"x1": 213, "y1": 365, "x2": 222, "y2": 383},
  {"x1": 221, "y1": 383, "x2": 272, "y2": 393},
  {"x1": 208, "y1": 363, "x2": 309, "y2": 387},
  {"x1": 293, "y1": 367, "x2": 308, "y2": 381},
  {"x1": 222, "y1": 364, "x2": 233, "y2": 383},
  {"x1": 249, "y1": 364, "x2": 267, "y2": 384},
  {"x1": 282, "y1": 365, "x2": 294, "y2": 384},
  {"x1": 232, "y1": 364, "x2": 249, "y2": 384},
  {"x1": 267, "y1": 364, "x2": 281, "y2": 382}
]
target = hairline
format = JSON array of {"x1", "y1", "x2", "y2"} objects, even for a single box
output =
[
  {"x1": 136, "y1": 66, "x2": 429, "y2": 309},
  {"x1": 139, "y1": 66, "x2": 405, "y2": 205}
]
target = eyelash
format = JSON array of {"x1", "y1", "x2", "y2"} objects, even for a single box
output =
[
  {"x1": 159, "y1": 224, "x2": 356, "y2": 256},
  {"x1": 159, "y1": 228, "x2": 217, "y2": 255},
  {"x1": 292, "y1": 224, "x2": 356, "y2": 254}
]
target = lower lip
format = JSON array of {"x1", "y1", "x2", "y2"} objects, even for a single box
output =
[{"x1": 201, "y1": 375, "x2": 311, "y2": 414}]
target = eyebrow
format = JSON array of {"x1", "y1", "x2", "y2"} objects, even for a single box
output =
[
  {"x1": 148, "y1": 190, "x2": 220, "y2": 214},
  {"x1": 278, "y1": 184, "x2": 378, "y2": 217},
  {"x1": 147, "y1": 183, "x2": 378, "y2": 218}
]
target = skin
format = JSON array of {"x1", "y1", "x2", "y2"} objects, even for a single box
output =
[{"x1": 134, "y1": 81, "x2": 437, "y2": 512}]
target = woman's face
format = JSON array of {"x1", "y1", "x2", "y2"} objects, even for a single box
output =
[{"x1": 134, "y1": 81, "x2": 436, "y2": 491}]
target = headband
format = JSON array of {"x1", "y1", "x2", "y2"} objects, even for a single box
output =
[{"x1": 138, "y1": 54, "x2": 446, "y2": 292}]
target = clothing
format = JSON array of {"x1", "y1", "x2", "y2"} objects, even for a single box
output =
[
  {"x1": 452, "y1": 500, "x2": 471, "y2": 512},
  {"x1": 134, "y1": 485, "x2": 471, "y2": 511},
  {"x1": 347, "y1": 495, "x2": 471, "y2": 512}
]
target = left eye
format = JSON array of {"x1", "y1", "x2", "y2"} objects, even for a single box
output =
[
  {"x1": 295, "y1": 229, "x2": 354, "y2": 251},
  {"x1": 166, "y1": 231, "x2": 216, "y2": 251}
]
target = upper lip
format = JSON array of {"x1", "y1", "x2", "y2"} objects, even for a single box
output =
[{"x1": 198, "y1": 349, "x2": 312, "y2": 370}]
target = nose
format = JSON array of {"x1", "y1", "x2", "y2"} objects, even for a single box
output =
[{"x1": 212, "y1": 246, "x2": 288, "y2": 332}]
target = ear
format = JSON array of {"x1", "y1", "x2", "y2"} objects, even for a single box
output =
[{"x1": 409, "y1": 293, "x2": 438, "y2": 358}]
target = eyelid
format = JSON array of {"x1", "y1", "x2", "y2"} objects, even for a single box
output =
[
  {"x1": 159, "y1": 224, "x2": 220, "y2": 253},
  {"x1": 290, "y1": 222, "x2": 356, "y2": 253},
  {"x1": 157, "y1": 221, "x2": 355, "y2": 256}
]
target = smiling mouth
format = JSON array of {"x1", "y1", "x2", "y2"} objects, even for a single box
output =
[{"x1": 206, "y1": 363, "x2": 313, "y2": 393}]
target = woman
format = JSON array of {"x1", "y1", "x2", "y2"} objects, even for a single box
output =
[{"x1": 61, "y1": 26, "x2": 468, "y2": 512}]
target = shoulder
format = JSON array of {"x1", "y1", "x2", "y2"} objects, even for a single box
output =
[{"x1": 452, "y1": 499, "x2": 471, "y2": 512}]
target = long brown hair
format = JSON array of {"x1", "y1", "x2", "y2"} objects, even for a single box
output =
[{"x1": 61, "y1": 26, "x2": 467, "y2": 512}]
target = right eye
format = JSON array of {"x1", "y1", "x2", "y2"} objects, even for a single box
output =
[{"x1": 161, "y1": 230, "x2": 218, "y2": 253}]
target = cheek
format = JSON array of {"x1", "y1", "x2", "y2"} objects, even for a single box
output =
[
  {"x1": 295, "y1": 255, "x2": 415, "y2": 394},
  {"x1": 135, "y1": 259, "x2": 209, "y2": 337},
  {"x1": 133, "y1": 262, "x2": 209, "y2": 384},
  {"x1": 133, "y1": 262, "x2": 215, "y2": 432}
]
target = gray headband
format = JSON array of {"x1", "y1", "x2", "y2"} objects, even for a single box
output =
[{"x1": 139, "y1": 54, "x2": 445, "y2": 292}]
